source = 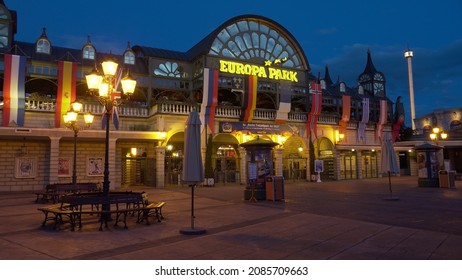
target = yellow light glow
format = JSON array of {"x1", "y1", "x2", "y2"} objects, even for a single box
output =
[{"x1": 131, "y1": 148, "x2": 137, "y2": 156}]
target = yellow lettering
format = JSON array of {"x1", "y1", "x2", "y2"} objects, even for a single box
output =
[
  {"x1": 236, "y1": 63, "x2": 244, "y2": 75},
  {"x1": 219, "y1": 60, "x2": 296, "y2": 82},
  {"x1": 219, "y1": 60, "x2": 228, "y2": 73}
]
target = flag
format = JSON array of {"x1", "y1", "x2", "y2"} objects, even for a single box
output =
[
  {"x1": 199, "y1": 68, "x2": 219, "y2": 133},
  {"x1": 358, "y1": 97, "x2": 370, "y2": 142},
  {"x1": 2, "y1": 54, "x2": 26, "y2": 127},
  {"x1": 101, "y1": 69, "x2": 123, "y2": 130},
  {"x1": 339, "y1": 95, "x2": 351, "y2": 140},
  {"x1": 275, "y1": 81, "x2": 291, "y2": 124},
  {"x1": 306, "y1": 82, "x2": 322, "y2": 139},
  {"x1": 377, "y1": 99, "x2": 388, "y2": 140},
  {"x1": 102, "y1": 91, "x2": 121, "y2": 130},
  {"x1": 56, "y1": 61, "x2": 77, "y2": 128},
  {"x1": 240, "y1": 75, "x2": 258, "y2": 122}
]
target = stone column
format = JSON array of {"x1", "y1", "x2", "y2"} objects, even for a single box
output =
[
  {"x1": 108, "y1": 138, "x2": 118, "y2": 189},
  {"x1": 357, "y1": 150, "x2": 363, "y2": 179},
  {"x1": 49, "y1": 136, "x2": 61, "y2": 184},
  {"x1": 334, "y1": 149, "x2": 341, "y2": 180},
  {"x1": 155, "y1": 146, "x2": 166, "y2": 188},
  {"x1": 377, "y1": 150, "x2": 383, "y2": 178},
  {"x1": 239, "y1": 147, "x2": 247, "y2": 185},
  {"x1": 274, "y1": 148, "x2": 283, "y2": 176}
]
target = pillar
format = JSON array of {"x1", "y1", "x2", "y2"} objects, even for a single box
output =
[
  {"x1": 49, "y1": 136, "x2": 61, "y2": 184},
  {"x1": 108, "y1": 138, "x2": 118, "y2": 189},
  {"x1": 357, "y1": 150, "x2": 363, "y2": 179},
  {"x1": 239, "y1": 147, "x2": 247, "y2": 185},
  {"x1": 155, "y1": 146, "x2": 166, "y2": 188},
  {"x1": 334, "y1": 149, "x2": 341, "y2": 180},
  {"x1": 274, "y1": 148, "x2": 283, "y2": 176}
]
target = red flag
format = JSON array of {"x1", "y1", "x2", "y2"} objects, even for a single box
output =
[{"x1": 306, "y1": 82, "x2": 322, "y2": 139}]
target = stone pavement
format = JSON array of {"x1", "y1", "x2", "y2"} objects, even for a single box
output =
[{"x1": 1, "y1": 176, "x2": 462, "y2": 260}]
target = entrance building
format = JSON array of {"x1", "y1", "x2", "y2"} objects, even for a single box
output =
[{"x1": 0, "y1": 2, "x2": 409, "y2": 191}]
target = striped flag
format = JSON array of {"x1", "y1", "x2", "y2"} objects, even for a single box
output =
[
  {"x1": 358, "y1": 97, "x2": 370, "y2": 142},
  {"x1": 306, "y1": 82, "x2": 322, "y2": 139},
  {"x1": 2, "y1": 54, "x2": 26, "y2": 127},
  {"x1": 240, "y1": 75, "x2": 258, "y2": 122},
  {"x1": 339, "y1": 95, "x2": 351, "y2": 139},
  {"x1": 200, "y1": 68, "x2": 219, "y2": 133},
  {"x1": 102, "y1": 69, "x2": 123, "y2": 130},
  {"x1": 55, "y1": 61, "x2": 77, "y2": 128},
  {"x1": 377, "y1": 99, "x2": 388, "y2": 140},
  {"x1": 275, "y1": 81, "x2": 291, "y2": 124}
]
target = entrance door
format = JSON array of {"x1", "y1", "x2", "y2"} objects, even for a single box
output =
[
  {"x1": 340, "y1": 151, "x2": 357, "y2": 179},
  {"x1": 362, "y1": 151, "x2": 378, "y2": 178}
]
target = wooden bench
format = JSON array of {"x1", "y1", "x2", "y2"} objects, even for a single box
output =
[
  {"x1": 35, "y1": 183, "x2": 99, "y2": 203},
  {"x1": 137, "y1": 201, "x2": 166, "y2": 224}
]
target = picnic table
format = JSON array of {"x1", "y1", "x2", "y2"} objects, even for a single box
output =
[{"x1": 37, "y1": 191, "x2": 165, "y2": 231}]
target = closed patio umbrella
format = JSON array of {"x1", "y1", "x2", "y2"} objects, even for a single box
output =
[
  {"x1": 180, "y1": 110, "x2": 206, "y2": 235},
  {"x1": 381, "y1": 132, "x2": 400, "y2": 199}
]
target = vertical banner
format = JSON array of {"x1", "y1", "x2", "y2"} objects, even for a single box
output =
[
  {"x1": 306, "y1": 82, "x2": 322, "y2": 139},
  {"x1": 358, "y1": 97, "x2": 370, "y2": 142},
  {"x1": 339, "y1": 95, "x2": 351, "y2": 139},
  {"x1": 2, "y1": 54, "x2": 26, "y2": 127},
  {"x1": 377, "y1": 99, "x2": 388, "y2": 140},
  {"x1": 56, "y1": 61, "x2": 77, "y2": 128},
  {"x1": 102, "y1": 69, "x2": 123, "y2": 130},
  {"x1": 240, "y1": 75, "x2": 258, "y2": 122},
  {"x1": 275, "y1": 81, "x2": 291, "y2": 124},
  {"x1": 199, "y1": 68, "x2": 219, "y2": 133}
]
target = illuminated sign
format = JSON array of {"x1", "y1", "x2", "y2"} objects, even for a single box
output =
[{"x1": 219, "y1": 60, "x2": 298, "y2": 82}]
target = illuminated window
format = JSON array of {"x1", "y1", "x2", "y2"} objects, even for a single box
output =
[
  {"x1": 83, "y1": 45, "x2": 95, "y2": 60},
  {"x1": 209, "y1": 19, "x2": 302, "y2": 69},
  {"x1": 36, "y1": 38, "x2": 50, "y2": 54},
  {"x1": 124, "y1": 51, "x2": 135, "y2": 65},
  {"x1": 154, "y1": 61, "x2": 181, "y2": 78}
]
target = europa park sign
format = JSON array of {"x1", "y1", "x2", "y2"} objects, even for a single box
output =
[{"x1": 219, "y1": 59, "x2": 298, "y2": 82}]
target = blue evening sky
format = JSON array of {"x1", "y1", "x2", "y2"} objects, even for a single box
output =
[{"x1": 6, "y1": 0, "x2": 462, "y2": 127}]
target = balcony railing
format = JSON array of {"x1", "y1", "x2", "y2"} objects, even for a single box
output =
[{"x1": 23, "y1": 98, "x2": 356, "y2": 126}]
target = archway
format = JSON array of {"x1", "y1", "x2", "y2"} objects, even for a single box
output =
[
  {"x1": 314, "y1": 137, "x2": 335, "y2": 181},
  {"x1": 164, "y1": 132, "x2": 184, "y2": 185},
  {"x1": 282, "y1": 135, "x2": 306, "y2": 181},
  {"x1": 212, "y1": 133, "x2": 240, "y2": 184}
]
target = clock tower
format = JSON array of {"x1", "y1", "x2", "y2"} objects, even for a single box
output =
[{"x1": 358, "y1": 50, "x2": 386, "y2": 97}]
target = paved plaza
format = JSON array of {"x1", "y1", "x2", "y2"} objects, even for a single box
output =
[{"x1": 1, "y1": 176, "x2": 462, "y2": 260}]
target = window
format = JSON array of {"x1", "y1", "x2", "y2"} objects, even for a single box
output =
[
  {"x1": 124, "y1": 51, "x2": 135, "y2": 65},
  {"x1": 83, "y1": 45, "x2": 95, "y2": 60},
  {"x1": 36, "y1": 39, "x2": 50, "y2": 54},
  {"x1": 0, "y1": 6, "x2": 11, "y2": 48},
  {"x1": 209, "y1": 19, "x2": 302, "y2": 69}
]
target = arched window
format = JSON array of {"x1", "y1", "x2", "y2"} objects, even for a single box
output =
[
  {"x1": 209, "y1": 19, "x2": 303, "y2": 69},
  {"x1": 82, "y1": 35, "x2": 95, "y2": 60},
  {"x1": 36, "y1": 38, "x2": 50, "y2": 54},
  {"x1": 124, "y1": 50, "x2": 135, "y2": 65},
  {"x1": 83, "y1": 45, "x2": 95, "y2": 60},
  {"x1": 36, "y1": 28, "x2": 51, "y2": 54}
]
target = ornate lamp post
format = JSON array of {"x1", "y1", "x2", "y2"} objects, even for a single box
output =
[
  {"x1": 429, "y1": 127, "x2": 448, "y2": 146},
  {"x1": 63, "y1": 101, "x2": 94, "y2": 185},
  {"x1": 85, "y1": 56, "x2": 137, "y2": 196}
]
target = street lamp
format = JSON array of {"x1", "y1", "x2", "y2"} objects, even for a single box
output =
[
  {"x1": 63, "y1": 101, "x2": 94, "y2": 185},
  {"x1": 429, "y1": 127, "x2": 448, "y2": 145},
  {"x1": 85, "y1": 55, "x2": 137, "y2": 196}
]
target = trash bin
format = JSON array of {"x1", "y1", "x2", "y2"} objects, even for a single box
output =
[
  {"x1": 265, "y1": 176, "x2": 284, "y2": 201},
  {"x1": 439, "y1": 170, "x2": 449, "y2": 188}
]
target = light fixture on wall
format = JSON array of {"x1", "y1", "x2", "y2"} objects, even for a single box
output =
[{"x1": 298, "y1": 145, "x2": 303, "y2": 152}]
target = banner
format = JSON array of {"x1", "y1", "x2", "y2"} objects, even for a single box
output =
[
  {"x1": 2, "y1": 54, "x2": 26, "y2": 126},
  {"x1": 199, "y1": 68, "x2": 219, "y2": 133},
  {"x1": 377, "y1": 99, "x2": 388, "y2": 140},
  {"x1": 102, "y1": 69, "x2": 123, "y2": 130},
  {"x1": 306, "y1": 82, "x2": 322, "y2": 139},
  {"x1": 56, "y1": 61, "x2": 77, "y2": 128},
  {"x1": 240, "y1": 75, "x2": 258, "y2": 122},
  {"x1": 339, "y1": 95, "x2": 351, "y2": 139},
  {"x1": 275, "y1": 81, "x2": 291, "y2": 124},
  {"x1": 358, "y1": 97, "x2": 370, "y2": 142}
]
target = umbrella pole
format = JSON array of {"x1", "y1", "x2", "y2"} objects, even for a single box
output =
[{"x1": 191, "y1": 184, "x2": 195, "y2": 229}]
